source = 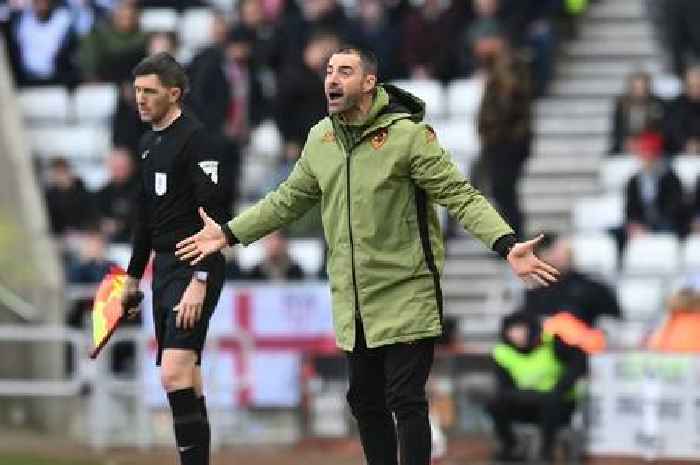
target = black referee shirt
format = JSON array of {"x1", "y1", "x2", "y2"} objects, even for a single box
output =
[{"x1": 126, "y1": 111, "x2": 231, "y2": 278}]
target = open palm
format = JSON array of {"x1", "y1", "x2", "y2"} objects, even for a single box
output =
[
  {"x1": 175, "y1": 208, "x2": 228, "y2": 265},
  {"x1": 507, "y1": 235, "x2": 560, "y2": 288}
]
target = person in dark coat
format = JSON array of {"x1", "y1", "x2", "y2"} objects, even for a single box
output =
[
  {"x1": 666, "y1": 66, "x2": 700, "y2": 155},
  {"x1": 610, "y1": 71, "x2": 666, "y2": 155},
  {"x1": 523, "y1": 234, "x2": 621, "y2": 326},
  {"x1": 188, "y1": 26, "x2": 267, "y2": 145},
  {"x1": 346, "y1": 0, "x2": 404, "y2": 81},
  {"x1": 44, "y1": 157, "x2": 98, "y2": 235},
  {"x1": 112, "y1": 81, "x2": 149, "y2": 159},
  {"x1": 400, "y1": 0, "x2": 453, "y2": 80},
  {"x1": 95, "y1": 147, "x2": 138, "y2": 243},
  {"x1": 275, "y1": 31, "x2": 339, "y2": 148},
  {"x1": 477, "y1": 39, "x2": 532, "y2": 237},
  {"x1": 625, "y1": 131, "x2": 689, "y2": 240}
]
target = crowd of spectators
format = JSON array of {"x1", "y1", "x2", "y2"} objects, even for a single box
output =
[
  {"x1": 0, "y1": 0, "x2": 582, "y2": 285},
  {"x1": 609, "y1": 66, "x2": 700, "y2": 248}
]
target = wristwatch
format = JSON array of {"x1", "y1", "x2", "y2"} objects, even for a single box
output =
[{"x1": 194, "y1": 271, "x2": 208, "y2": 283}]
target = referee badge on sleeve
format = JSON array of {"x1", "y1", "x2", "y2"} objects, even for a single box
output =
[
  {"x1": 155, "y1": 172, "x2": 167, "y2": 196},
  {"x1": 198, "y1": 160, "x2": 219, "y2": 184}
]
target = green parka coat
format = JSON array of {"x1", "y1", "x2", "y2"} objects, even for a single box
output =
[{"x1": 228, "y1": 84, "x2": 513, "y2": 350}]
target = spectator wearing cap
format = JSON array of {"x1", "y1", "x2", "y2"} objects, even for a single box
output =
[
  {"x1": 610, "y1": 71, "x2": 666, "y2": 155},
  {"x1": 666, "y1": 65, "x2": 700, "y2": 155},
  {"x1": 624, "y1": 131, "x2": 689, "y2": 241},
  {"x1": 5, "y1": 0, "x2": 79, "y2": 87},
  {"x1": 44, "y1": 157, "x2": 98, "y2": 235},
  {"x1": 78, "y1": 0, "x2": 146, "y2": 82},
  {"x1": 522, "y1": 233, "x2": 621, "y2": 326}
]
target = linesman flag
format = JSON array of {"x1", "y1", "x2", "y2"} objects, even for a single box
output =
[{"x1": 89, "y1": 266, "x2": 142, "y2": 359}]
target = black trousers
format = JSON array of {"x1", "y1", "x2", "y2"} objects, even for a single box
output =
[
  {"x1": 664, "y1": 0, "x2": 700, "y2": 76},
  {"x1": 345, "y1": 319, "x2": 435, "y2": 465},
  {"x1": 482, "y1": 138, "x2": 531, "y2": 238},
  {"x1": 487, "y1": 390, "x2": 576, "y2": 458}
]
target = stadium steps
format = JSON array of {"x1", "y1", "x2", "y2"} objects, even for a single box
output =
[{"x1": 522, "y1": 0, "x2": 664, "y2": 238}]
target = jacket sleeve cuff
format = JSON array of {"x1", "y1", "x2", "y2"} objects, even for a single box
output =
[
  {"x1": 493, "y1": 233, "x2": 517, "y2": 260},
  {"x1": 221, "y1": 222, "x2": 239, "y2": 247}
]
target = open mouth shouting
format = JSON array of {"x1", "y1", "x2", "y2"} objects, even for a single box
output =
[{"x1": 326, "y1": 88, "x2": 345, "y2": 112}]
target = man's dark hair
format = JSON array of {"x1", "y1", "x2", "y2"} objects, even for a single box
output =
[
  {"x1": 332, "y1": 46, "x2": 378, "y2": 77},
  {"x1": 132, "y1": 52, "x2": 189, "y2": 98}
]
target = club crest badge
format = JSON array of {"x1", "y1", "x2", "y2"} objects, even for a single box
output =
[
  {"x1": 425, "y1": 126, "x2": 437, "y2": 144},
  {"x1": 155, "y1": 172, "x2": 167, "y2": 196},
  {"x1": 370, "y1": 128, "x2": 389, "y2": 150},
  {"x1": 198, "y1": 160, "x2": 219, "y2": 184},
  {"x1": 322, "y1": 130, "x2": 336, "y2": 143}
]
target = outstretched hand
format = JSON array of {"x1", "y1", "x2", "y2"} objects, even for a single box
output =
[
  {"x1": 507, "y1": 234, "x2": 560, "y2": 288},
  {"x1": 175, "y1": 207, "x2": 228, "y2": 265}
]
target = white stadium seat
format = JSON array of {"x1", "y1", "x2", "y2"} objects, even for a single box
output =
[
  {"x1": 572, "y1": 195, "x2": 623, "y2": 233},
  {"x1": 600, "y1": 156, "x2": 640, "y2": 193},
  {"x1": 288, "y1": 239, "x2": 325, "y2": 277},
  {"x1": 207, "y1": 0, "x2": 235, "y2": 15},
  {"x1": 249, "y1": 120, "x2": 282, "y2": 159},
  {"x1": 672, "y1": 155, "x2": 700, "y2": 191},
  {"x1": 391, "y1": 79, "x2": 445, "y2": 121},
  {"x1": 236, "y1": 241, "x2": 265, "y2": 271},
  {"x1": 27, "y1": 125, "x2": 110, "y2": 160},
  {"x1": 140, "y1": 8, "x2": 178, "y2": 32},
  {"x1": 683, "y1": 234, "x2": 700, "y2": 271},
  {"x1": 180, "y1": 8, "x2": 215, "y2": 52},
  {"x1": 18, "y1": 87, "x2": 70, "y2": 123},
  {"x1": 106, "y1": 243, "x2": 133, "y2": 270},
  {"x1": 445, "y1": 77, "x2": 485, "y2": 118},
  {"x1": 432, "y1": 120, "x2": 479, "y2": 159},
  {"x1": 623, "y1": 233, "x2": 680, "y2": 275},
  {"x1": 74, "y1": 83, "x2": 118, "y2": 123},
  {"x1": 571, "y1": 233, "x2": 618, "y2": 279},
  {"x1": 616, "y1": 277, "x2": 665, "y2": 321},
  {"x1": 652, "y1": 74, "x2": 682, "y2": 100}
]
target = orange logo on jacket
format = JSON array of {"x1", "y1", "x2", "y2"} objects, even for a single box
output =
[
  {"x1": 322, "y1": 130, "x2": 335, "y2": 143},
  {"x1": 370, "y1": 128, "x2": 389, "y2": 150}
]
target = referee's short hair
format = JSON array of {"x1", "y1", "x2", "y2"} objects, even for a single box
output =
[
  {"x1": 332, "y1": 45, "x2": 378, "y2": 78},
  {"x1": 132, "y1": 52, "x2": 189, "y2": 100}
]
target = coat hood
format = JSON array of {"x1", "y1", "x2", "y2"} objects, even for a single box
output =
[
  {"x1": 500, "y1": 311, "x2": 543, "y2": 353},
  {"x1": 380, "y1": 83, "x2": 426, "y2": 123}
]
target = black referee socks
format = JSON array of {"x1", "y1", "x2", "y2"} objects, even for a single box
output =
[
  {"x1": 167, "y1": 388, "x2": 208, "y2": 465},
  {"x1": 199, "y1": 396, "x2": 211, "y2": 461}
]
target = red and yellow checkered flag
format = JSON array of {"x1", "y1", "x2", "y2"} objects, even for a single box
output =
[{"x1": 89, "y1": 266, "x2": 129, "y2": 359}]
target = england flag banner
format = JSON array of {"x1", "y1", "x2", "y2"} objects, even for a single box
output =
[{"x1": 141, "y1": 283, "x2": 335, "y2": 408}]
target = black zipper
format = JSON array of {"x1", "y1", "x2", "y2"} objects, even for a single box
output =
[{"x1": 345, "y1": 154, "x2": 361, "y2": 319}]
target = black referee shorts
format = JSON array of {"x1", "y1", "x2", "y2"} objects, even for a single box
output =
[{"x1": 151, "y1": 251, "x2": 225, "y2": 366}]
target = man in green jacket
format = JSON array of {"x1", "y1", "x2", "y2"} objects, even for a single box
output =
[{"x1": 174, "y1": 47, "x2": 559, "y2": 465}]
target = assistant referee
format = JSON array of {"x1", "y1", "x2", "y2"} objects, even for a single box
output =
[{"x1": 121, "y1": 52, "x2": 230, "y2": 465}]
